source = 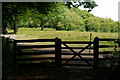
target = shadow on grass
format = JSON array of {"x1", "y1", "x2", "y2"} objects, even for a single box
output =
[{"x1": 5, "y1": 64, "x2": 120, "y2": 80}]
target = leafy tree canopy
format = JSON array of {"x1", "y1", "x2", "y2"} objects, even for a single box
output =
[
  {"x1": 3, "y1": 1, "x2": 118, "y2": 34},
  {"x1": 2, "y1": 1, "x2": 98, "y2": 33}
]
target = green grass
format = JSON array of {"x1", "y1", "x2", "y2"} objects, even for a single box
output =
[{"x1": 15, "y1": 28, "x2": 118, "y2": 41}]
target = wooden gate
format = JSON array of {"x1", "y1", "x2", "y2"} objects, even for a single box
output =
[
  {"x1": 12, "y1": 37, "x2": 100, "y2": 68},
  {"x1": 11, "y1": 37, "x2": 120, "y2": 68}
]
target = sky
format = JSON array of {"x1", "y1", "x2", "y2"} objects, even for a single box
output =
[{"x1": 79, "y1": 0, "x2": 120, "y2": 21}]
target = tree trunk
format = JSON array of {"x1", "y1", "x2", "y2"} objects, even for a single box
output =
[
  {"x1": 2, "y1": 24, "x2": 7, "y2": 34},
  {"x1": 14, "y1": 22, "x2": 18, "y2": 34},
  {"x1": 40, "y1": 19, "x2": 48, "y2": 31},
  {"x1": 40, "y1": 22, "x2": 44, "y2": 30}
]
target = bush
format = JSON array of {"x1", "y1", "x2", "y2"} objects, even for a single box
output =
[{"x1": 2, "y1": 37, "x2": 17, "y2": 78}]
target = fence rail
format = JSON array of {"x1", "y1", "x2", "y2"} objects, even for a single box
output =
[
  {"x1": 99, "y1": 38, "x2": 120, "y2": 41},
  {"x1": 62, "y1": 41, "x2": 94, "y2": 44},
  {"x1": 14, "y1": 39, "x2": 55, "y2": 43}
]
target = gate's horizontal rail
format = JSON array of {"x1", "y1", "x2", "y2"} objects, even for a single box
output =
[
  {"x1": 17, "y1": 57, "x2": 55, "y2": 61},
  {"x1": 17, "y1": 45, "x2": 55, "y2": 48},
  {"x1": 61, "y1": 47, "x2": 93, "y2": 49},
  {"x1": 61, "y1": 58, "x2": 94, "y2": 61},
  {"x1": 17, "y1": 52, "x2": 55, "y2": 55},
  {"x1": 61, "y1": 53, "x2": 94, "y2": 55},
  {"x1": 18, "y1": 62, "x2": 55, "y2": 65},
  {"x1": 14, "y1": 39, "x2": 55, "y2": 43},
  {"x1": 62, "y1": 41, "x2": 94, "y2": 44},
  {"x1": 62, "y1": 64, "x2": 93, "y2": 66}
]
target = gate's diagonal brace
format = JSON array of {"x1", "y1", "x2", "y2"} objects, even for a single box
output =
[
  {"x1": 77, "y1": 43, "x2": 93, "y2": 66},
  {"x1": 62, "y1": 43, "x2": 78, "y2": 55},
  {"x1": 62, "y1": 43, "x2": 93, "y2": 66},
  {"x1": 62, "y1": 43, "x2": 78, "y2": 64},
  {"x1": 78, "y1": 43, "x2": 92, "y2": 54},
  {"x1": 63, "y1": 55, "x2": 76, "y2": 65},
  {"x1": 77, "y1": 54, "x2": 93, "y2": 66}
]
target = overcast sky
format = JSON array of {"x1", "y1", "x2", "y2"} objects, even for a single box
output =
[{"x1": 80, "y1": 0, "x2": 120, "y2": 21}]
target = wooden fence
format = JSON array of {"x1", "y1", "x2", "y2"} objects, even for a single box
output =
[
  {"x1": 13, "y1": 38, "x2": 56, "y2": 65},
  {"x1": 2, "y1": 36, "x2": 120, "y2": 69},
  {"x1": 97, "y1": 38, "x2": 120, "y2": 68}
]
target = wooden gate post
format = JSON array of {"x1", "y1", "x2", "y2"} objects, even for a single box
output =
[
  {"x1": 55, "y1": 37, "x2": 62, "y2": 67},
  {"x1": 93, "y1": 37, "x2": 99, "y2": 69}
]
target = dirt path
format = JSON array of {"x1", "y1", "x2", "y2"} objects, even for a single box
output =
[{"x1": 1, "y1": 34, "x2": 17, "y2": 39}]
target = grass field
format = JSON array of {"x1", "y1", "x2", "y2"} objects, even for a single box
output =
[{"x1": 14, "y1": 28, "x2": 118, "y2": 41}]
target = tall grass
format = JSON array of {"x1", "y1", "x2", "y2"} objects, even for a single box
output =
[
  {"x1": 15, "y1": 28, "x2": 118, "y2": 41},
  {"x1": 15, "y1": 28, "x2": 119, "y2": 51}
]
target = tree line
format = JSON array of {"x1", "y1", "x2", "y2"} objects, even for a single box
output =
[{"x1": 2, "y1": 2, "x2": 118, "y2": 34}]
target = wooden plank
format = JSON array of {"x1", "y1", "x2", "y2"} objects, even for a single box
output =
[
  {"x1": 17, "y1": 51, "x2": 55, "y2": 55},
  {"x1": 99, "y1": 45, "x2": 115, "y2": 48},
  {"x1": 99, "y1": 38, "x2": 119, "y2": 41},
  {"x1": 14, "y1": 39, "x2": 55, "y2": 43},
  {"x1": 61, "y1": 47, "x2": 93, "y2": 49},
  {"x1": 62, "y1": 58, "x2": 94, "y2": 61},
  {"x1": 62, "y1": 64, "x2": 93, "y2": 66},
  {"x1": 62, "y1": 41, "x2": 93, "y2": 44},
  {"x1": 17, "y1": 57, "x2": 55, "y2": 61},
  {"x1": 17, "y1": 45, "x2": 55, "y2": 48},
  {"x1": 18, "y1": 62, "x2": 55, "y2": 65},
  {"x1": 61, "y1": 53, "x2": 94, "y2": 55},
  {"x1": 98, "y1": 51, "x2": 119, "y2": 54}
]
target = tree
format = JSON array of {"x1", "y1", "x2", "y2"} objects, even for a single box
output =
[
  {"x1": 60, "y1": 9, "x2": 85, "y2": 31},
  {"x1": 110, "y1": 21, "x2": 118, "y2": 32},
  {"x1": 2, "y1": 2, "x2": 21, "y2": 34},
  {"x1": 86, "y1": 17, "x2": 101, "y2": 32},
  {"x1": 85, "y1": 16, "x2": 119, "y2": 33},
  {"x1": 65, "y1": 0, "x2": 98, "y2": 12},
  {"x1": 2, "y1": 2, "x2": 96, "y2": 33},
  {"x1": 2, "y1": 2, "x2": 56, "y2": 33},
  {"x1": 18, "y1": 9, "x2": 40, "y2": 28}
]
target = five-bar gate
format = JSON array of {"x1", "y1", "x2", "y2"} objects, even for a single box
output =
[{"x1": 10, "y1": 37, "x2": 120, "y2": 68}]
